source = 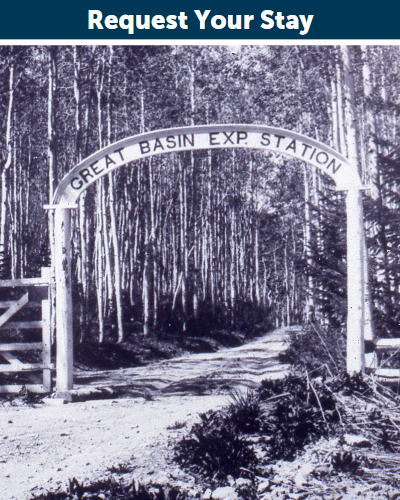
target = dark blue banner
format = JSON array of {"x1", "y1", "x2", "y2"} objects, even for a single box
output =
[{"x1": 0, "y1": 1, "x2": 397, "y2": 39}]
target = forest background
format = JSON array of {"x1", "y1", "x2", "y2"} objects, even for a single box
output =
[{"x1": 0, "y1": 45, "x2": 398, "y2": 346}]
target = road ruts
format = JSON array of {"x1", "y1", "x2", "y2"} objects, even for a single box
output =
[
  {"x1": 73, "y1": 325, "x2": 299, "y2": 398},
  {"x1": 0, "y1": 326, "x2": 299, "y2": 500}
]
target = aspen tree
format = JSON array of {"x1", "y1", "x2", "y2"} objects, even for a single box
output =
[
  {"x1": 10, "y1": 133, "x2": 17, "y2": 279},
  {"x1": 303, "y1": 164, "x2": 313, "y2": 322},
  {"x1": 73, "y1": 46, "x2": 89, "y2": 341},
  {"x1": 0, "y1": 53, "x2": 14, "y2": 276},
  {"x1": 189, "y1": 56, "x2": 200, "y2": 322},
  {"x1": 47, "y1": 47, "x2": 58, "y2": 341},
  {"x1": 94, "y1": 50, "x2": 107, "y2": 342},
  {"x1": 138, "y1": 85, "x2": 154, "y2": 337},
  {"x1": 179, "y1": 155, "x2": 189, "y2": 331},
  {"x1": 106, "y1": 47, "x2": 124, "y2": 342},
  {"x1": 6, "y1": 44, "x2": 400, "y2": 356}
]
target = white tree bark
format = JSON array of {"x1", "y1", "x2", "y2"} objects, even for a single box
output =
[
  {"x1": 341, "y1": 45, "x2": 367, "y2": 374},
  {"x1": 0, "y1": 61, "x2": 14, "y2": 274}
]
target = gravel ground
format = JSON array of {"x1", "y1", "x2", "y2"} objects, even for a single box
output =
[{"x1": 0, "y1": 327, "x2": 293, "y2": 500}]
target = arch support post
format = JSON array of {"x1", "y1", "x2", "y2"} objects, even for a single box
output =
[
  {"x1": 346, "y1": 188, "x2": 366, "y2": 374},
  {"x1": 54, "y1": 207, "x2": 73, "y2": 394}
]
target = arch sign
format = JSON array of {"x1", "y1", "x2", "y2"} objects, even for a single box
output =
[
  {"x1": 49, "y1": 124, "x2": 369, "y2": 396},
  {"x1": 53, "y1": 124, "x2": 363, "y2": 207}
]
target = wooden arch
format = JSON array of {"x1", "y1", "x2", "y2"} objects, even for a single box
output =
[
  {"x1": 53, "y1": 124, "x2": 362, "y2": 207},
  {"x1": 48, "y1": 124, "x2": 369, "y2": 395}
]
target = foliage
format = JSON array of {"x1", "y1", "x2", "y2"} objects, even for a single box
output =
[
  {"x1": 107, "y1": 463, "x2": 135, "y2": 474},
  {"x1": 166, "y1": 420, "x2": 187, "y2": 430},
  {"x1": 175, "y1": 372, "x2": 343, "y2": 478},
  {"x1": 0, "y1": 44, "x2": 399, "y2": 345},
  {"x1": 174, "y1": 364, "x2": 400, "y2": 483},
  {"x1": 31, "y1": 478, "x2": 191, "y2": 500},
  {"x1": 228, "y1": 390, "x2": 262, "y2": 434},
  {"x1": 280, "y1": 324, "x2": 346, "y2": 376},
  {"x1": 174, "y1": 410, "x2": 256, "y2": 479},
  {"x1": 326, "y1": 371, "x2": 372, "y2": 396},
  {"x1": 258, "y1": 374, "x2": 340, "y2": 460},
  {"x1": 330, "y1": 451, "x2": 361, "y2": 473}
]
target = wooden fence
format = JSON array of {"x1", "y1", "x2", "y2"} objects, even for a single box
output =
[
  {"x1": 0, "y1": 267, "x2": 53, "y2": 393},
  {"x1": 374, "y1": 338, "x2": 400, "y2": 383}
]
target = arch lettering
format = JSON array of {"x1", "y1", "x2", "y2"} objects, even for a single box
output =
[{"x1": 52, "y1": 124, "x2": 362, "y2": 207}]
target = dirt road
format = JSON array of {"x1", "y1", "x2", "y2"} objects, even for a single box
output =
[{"x1": 0, "y1": 327, "x2": 296, "y2": 500}]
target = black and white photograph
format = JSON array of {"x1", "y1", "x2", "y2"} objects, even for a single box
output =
[{"x1": 0, "y1": 44, "x2": 399, "y2": 499}]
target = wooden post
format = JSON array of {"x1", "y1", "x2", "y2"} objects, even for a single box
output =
[
  {"x1": 346, "y1": 188, "x2": 365, "y2": 374},
  {"x1": 54, "y1": 208, "x2": 73, "y2": 393},
  {"x1": 341, "y1": 46, "x2": 367, "y2": 374},
  {"x1": 362, "y1": 226, "x2": 377, "y2": 369},
  {"x1": 41, "y1": 267, "x2": 52, "y2": 392}
]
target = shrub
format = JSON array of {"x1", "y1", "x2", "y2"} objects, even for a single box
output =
[
  {"x1": 31, "y1": 478, "x2": 191, "y2": 500},
  {"x1": 330, "y1": 451, "x2": 361, "y2": 473},
  {"x1": 326, "y1": 371, "x2": 372, "y2": 396},
  {"x1": 258, "y1": 374, "x2": 340, "y2": 460},
  {"x1": 280, "y1": 324, "x2": 345, "y2": 376},
  {"x1": 175, "y1": 410, "x2": 256, "y2": 479},
  {"x1": 228, "y1": 390, "x2": 262, "y2": 434},
  {"x1": 175, "y1": 374, "x2": 342, "y2": 478}
]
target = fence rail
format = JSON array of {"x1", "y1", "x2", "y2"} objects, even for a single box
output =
[{"x1": 0, "y1": 268, "x2": 52, "y2": 393}]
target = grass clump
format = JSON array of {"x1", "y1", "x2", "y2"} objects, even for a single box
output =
[
  {"x1": 174, "y1": 321, "x2": 400, "y2": 487},
  {"x1": 281, "y1": 323, "x2": 345, "y2": 376},
  {"x1": 167, "y1": 420, "x2": 187, "y2": 430},
  {"x1": 174, "y1": 324, "x2": 353, "y2": 479},
  {"x1": 174, "y1": 371, "x2": 344, "y2": 478},
  {"x1": 258, "y1": 374, "x2": 340, "y2": 460},
  {"x1": 174, "y1": 409, "x2": 256, "y2": 479},
  {"x1": 228, "y1": 389, "x2": 262, "y2": 434},
  {"x1": 31, "y1": 478, "x2": 191, "y2": 500}
]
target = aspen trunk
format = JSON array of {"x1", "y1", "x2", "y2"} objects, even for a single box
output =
[
  {"x1": 107, "y1": 47, "x2": 124, "y2": 342},
  {"x1": 109, "y1": 172, "x2": 124, "y2": 341},
  {"x1": 142, "y1": 161, "x2": 153, "y2": 337},
  {"x1": 74, "y1": 46, "x2": 89, "y2": 342},
  {"x1": 359, "y1": 46, "x2": 376, "y2": 364},
  {"x1": 336, "y1": 56, "x2": 347, "y2": 157},
  {"x1": 189, "y1": 61, "x2": 200, "y2": 322},
  {"x1": 95, "y1": 57, "x2": 106, "y2": 342},
  {"x1": 179, "y1": 156, "x2": 189, "y2": 331},
  {"x1": 330, "y1": 73, "x2": 340, "y2": 151},
  {"x1": 95, "y1": 191, "x2": 105, "y2": 343},
  {"x1": 0, "y1": 61, "x2": 14, "y2": 276},
  {"x1": 48, "y1": 47, "x2": 58, "y2": 343},
  {"x1": 303, "y1": 165, "x2": 314, "y2": 322}
]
